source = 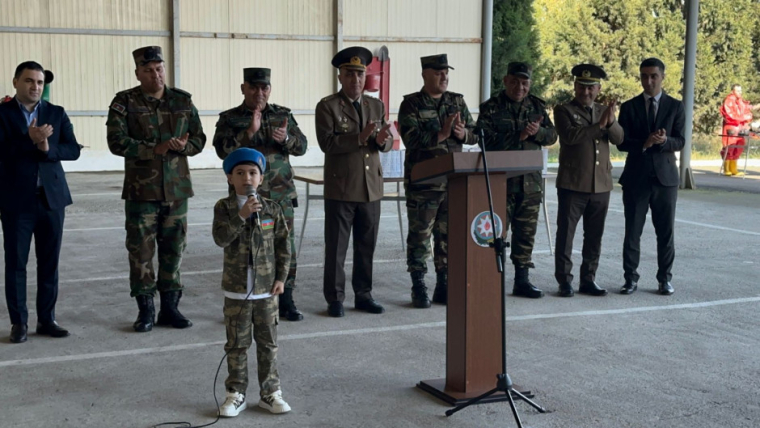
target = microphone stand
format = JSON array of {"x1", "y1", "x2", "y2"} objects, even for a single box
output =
[{"x1": 445, "y1": 129, "x2": 545, "y2": 427}]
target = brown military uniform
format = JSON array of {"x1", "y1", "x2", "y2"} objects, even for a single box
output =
[
  {"x1": 315, "y1": 90, "x2": 392, "y2": 304},
  {"x1": 553, "y1": 67, "x2": 624, "y2": 287}
]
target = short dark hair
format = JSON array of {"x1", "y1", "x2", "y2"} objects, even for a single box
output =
[
  {"x1": 639, "y1": 58, "x2": 665, "y2": 73},
  {"x1": 14, "y1": 61, "x2": 44, "y2": 79}
]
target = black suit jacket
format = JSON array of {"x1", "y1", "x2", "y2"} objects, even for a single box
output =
[
  {"x1": 617, "y1": 92, "x2": 685, "y2": 188},
  {"x1": 0, "y1": 98, "x2": 81, "y2": 212}
]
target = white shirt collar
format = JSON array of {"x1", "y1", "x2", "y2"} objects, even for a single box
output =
[{"x1": 643, "y1": 92, "x2": 663, "y2": 103}]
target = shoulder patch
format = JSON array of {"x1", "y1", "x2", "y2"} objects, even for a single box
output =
[
  {"x1": 171, "y1": 87, "x2": 192, "y2": 98},
  {"x1": 110, "y1": 102, "x2": 127, "y2": 115}
]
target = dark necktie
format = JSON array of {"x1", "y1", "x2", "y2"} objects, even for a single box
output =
[
  {"x1": 585, "y1": 106, "x2": 592, "y2": 116},
  {"x1": 648, "y1": 97, "x2": 656, "y2": 131},
  {"x1": 352, "y1": 100, "x2": 363, "y2": 125}
]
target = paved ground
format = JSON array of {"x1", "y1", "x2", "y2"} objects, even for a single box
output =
[{"x1": 0, "y1": 166, "x2": 758, "y2": 428}]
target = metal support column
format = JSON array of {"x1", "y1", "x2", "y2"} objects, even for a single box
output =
[
  {"x1": 680, "y1": 0, "x2": 699, "y2": 189},
  {"x1": 481, "y1": 0, "x2": 494, "y2": 103},
  {"x1": 172, "y1": 0, "x2": 181, "y2": 88}
]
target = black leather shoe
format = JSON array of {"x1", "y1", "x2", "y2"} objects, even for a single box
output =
[
  {"x1": 658, "y1": 281, "x2": 675, "y2": 295},
  {"x1": 620, "y1": 280, "x2": 638, "y2": 295},
  {"x1": 327, "y1": 301, "x2": 344, "y2": 318},
  {"x1": 558, "y1": 282, "x2": 575, "y2": 298},
  {"x1": 36, "y1": 321, "x2": 69, "y2": 338},
  {"x1": 10, "y1": 324, "x2": 27, "y2": 343},
  {"x1": 355, "y1": 298, "x2": 385, "y2": 314},
  {"x1": 579, "y1": 281, "x2": 608, "y2": 296}
]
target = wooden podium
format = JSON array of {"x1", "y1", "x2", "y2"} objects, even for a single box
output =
[{"x1": 412, "y1": 151, "x2": 543, "y2": 405}]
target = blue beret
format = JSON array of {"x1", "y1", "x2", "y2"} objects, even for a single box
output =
[{"x1": 223, "y1": 148, "x2": 266, "y2": 175}]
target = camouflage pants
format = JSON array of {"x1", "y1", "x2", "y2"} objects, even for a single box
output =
[
  {"x1": 224, "y1": 297, "x2": 280, "y2": 397},
  {"x1": 405, "y1": 189, "x2": 448, "y2": 273},
  {"x1": 507, "y1": 192, "x2": 542, "y2": 269},
  {"x1": 125, "y1": 200, "x2": 187, "y2": 297}
]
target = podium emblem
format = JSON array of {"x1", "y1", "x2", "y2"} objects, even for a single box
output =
[{"x1": 470, "y1": 211, "x2": 503, "y2": 247}]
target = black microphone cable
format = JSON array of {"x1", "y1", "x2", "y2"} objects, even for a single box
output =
[{"x1": 152, "y1": 210, "x2": 263, "y2": 428}]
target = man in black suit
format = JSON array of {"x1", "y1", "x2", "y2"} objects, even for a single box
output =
[
  {"x1": 0, "y1": 61, "x2": 81, "y2": 343},
  {"x1": 617, "y1": 58, "x2": 685, "y2": 296}
]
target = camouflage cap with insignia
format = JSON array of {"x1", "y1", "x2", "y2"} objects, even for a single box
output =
[
  {"x1": 421, "y1": 54, "x2": 454, "y2": 70},
  {"x1": 507, "y1": 62, "x2": 532, "y2": 79},
  {"x1": 132, "y1": 46, "x2": 164, "y2": 67},
  {"x1": 331, "y1": 46, "x2": 373, "y2": 71},
  {"x1": 244, "y1": 68, "x2": 271, "y2": 85},
  {"x1": 571, "y1": 64, "x2": 607, "y2": 85}
]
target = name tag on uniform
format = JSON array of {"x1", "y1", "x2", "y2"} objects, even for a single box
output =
[{"x1": 261, "y1": 219, "x2": 274, "y2": 230}]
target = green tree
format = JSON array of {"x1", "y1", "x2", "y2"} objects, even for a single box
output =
[{"x1": 491, "y1": 0, "x2": 542, "y2": 97}]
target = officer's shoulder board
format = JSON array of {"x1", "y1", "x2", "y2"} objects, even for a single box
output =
[
  {"x1": 447, "y1": 91, "x2": 464, "y2": 99},
  {"x1": 402, "y1": 92, "x2": 422, "y2": 101},
  {"x1": 320, "y1": 93, "x2": 339, "y2": 103},
  {"x1": 171, "y1": 87, "x2": 193, "y2": 98}
]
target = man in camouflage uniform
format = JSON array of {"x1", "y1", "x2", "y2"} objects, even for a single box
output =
[
  {"x1": 398, "y1": 54, "x2": 478, "y2": 308},
  {"x1": 477, "y1": 62, "x2": 557, "y2": 298},
  {"x1": 106, "y1": 46, "x2": 206, "y2": 332},
  {"x1": 213, "y1": 148, "x2": 292, "y2": 417},
  {"x1": 213, "y1": 68, "x2": 307, "y2": 322}
]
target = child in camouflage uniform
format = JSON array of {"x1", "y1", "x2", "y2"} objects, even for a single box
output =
[{"x1": 212, "y1": 148, "x2": 292, "y2": 417}]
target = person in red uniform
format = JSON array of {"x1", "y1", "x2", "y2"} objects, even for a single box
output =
[{"x1": 720, "y1": 85, "x2": 756, "y2": 176}]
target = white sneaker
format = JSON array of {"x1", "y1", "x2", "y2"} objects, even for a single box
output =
[
  {"x1": 219, "y1": 391, "x2": 246, "y2": 417},
  {"x1": 258, "y1": 390, "x2": 291, "y2": 414}
]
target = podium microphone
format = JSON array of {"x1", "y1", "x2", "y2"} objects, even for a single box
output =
[{"x1": 244, "y1": 185, "x2": 259, "y2": 225}]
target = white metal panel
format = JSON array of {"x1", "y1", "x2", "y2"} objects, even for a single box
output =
[
  {"x1": 228, "y1": 39, "x2": 334, "y2": 110},
  {"x1": 0, "y1": 0, "x2": 49, "y2": 27},
  {"x1": 344, "y1": 0, "x2": 481, "y2": 39},
  {"x1": 227, "y1": 0, "x2": 333, "y2": 35},
  {"x1": 49, "y1": 0, "x2": 171, "y2": 30},
  {"x1": 0, "y1": 33, "x2": 52, "y2": 97},
  {"x1": 367, "y1": 42, "x2": 482, "y2": 113},
  {"x1": 47, "y1": 35, "x2": 172, "y2": 111},
  {"x1": 180, "y1": 0, "x2": 229, "y2": 32},
  {"x1": 181, "y1": 38, "x2": 231, "y2": 111}
]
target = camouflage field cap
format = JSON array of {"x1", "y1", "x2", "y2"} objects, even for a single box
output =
[
  {"x1": 331, "y1": 46, "x2": 373, "y2": 71},
  {"x1": 223, "y1": 147, "x2": 267, "y2": 175},
  {"x1": 421, "y1": 54, "x2": 454, "y2": 70},
  {"x1": 571, "y1": 64, "x2": 606, "y2": 85},
  {"x1": 244, "y1": 68, "x2": 271, "y2": 85},
  {"x1": 132, "y1": 46, "x2": 164, "y2": 67},
  {"x1": 507, "y1": 62, "x2": 532, "y2": 79}
]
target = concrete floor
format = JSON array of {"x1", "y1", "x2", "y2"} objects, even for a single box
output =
[{"x1": 0, "y1": 166, "x2": 759, "y2": 428}]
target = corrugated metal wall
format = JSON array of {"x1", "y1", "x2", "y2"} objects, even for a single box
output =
[{"x1": 0, "y1": 0, "x2": 483, "y2": 172}]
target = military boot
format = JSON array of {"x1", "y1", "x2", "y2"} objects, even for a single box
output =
[
  {"x1": 512, "y1": 267, "x2": 544, "y2": 298},
  {"x1": 432, "y1": 270, "x2": 448, "y2": 304},
  {"x1": 279, "y1": 288, "x2": 304, "y2": 321},
  {"x1": 133, "y1": 295, "x2": 155, "y2": 333},
  {"x1": 411, "y1": 271, "x2": 431, "y2": 308},
  {"x1": 156, "y1": 290, "x2": 193, "y2": 329}
]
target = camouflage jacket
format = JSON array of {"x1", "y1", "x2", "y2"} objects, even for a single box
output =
[
  {"x1": 212, "y1": 194, "x2": 291, "y2": 295},
  {"x1": 213, "y1": 102, "x2": 307, "y2": 201},
  {"x1": 477, "y1": 91, "x2": 557, "y2": 194},
  {"x1": 106, "y1": 86, "x2": 206, "y2": 201},
  {"x1": 398, "y1": 89, "x2": 479, "y2": 191}
]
